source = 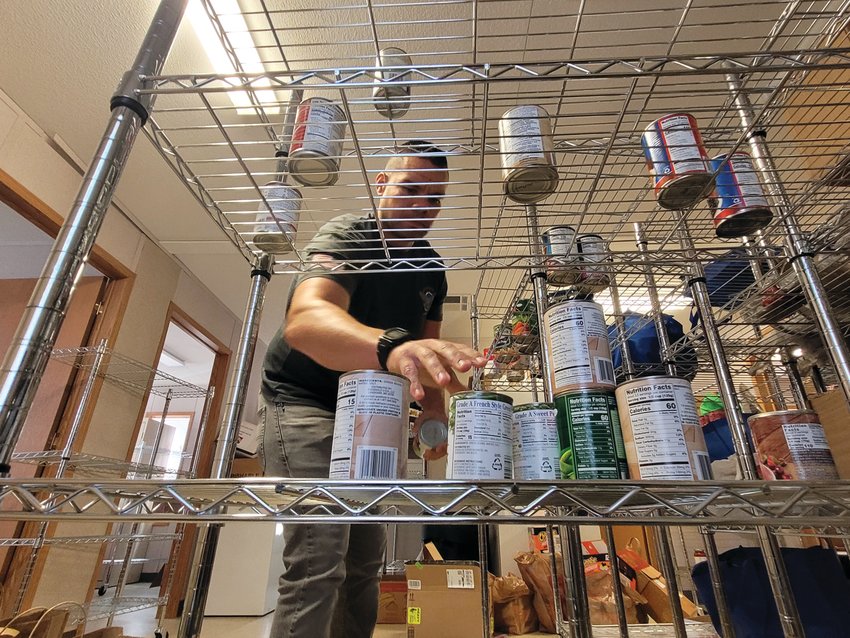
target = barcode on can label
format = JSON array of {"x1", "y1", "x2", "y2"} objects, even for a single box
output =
[
  {"x1": 446, "y1": 569, "x2": 475, "y2": 589},
  {"x1": 693, "y1": 450, "x2": 713, "y2": 480},
  {"x1": 595, "y1": 357, "x2": 616, "y2": 384},
  {"x1": 354, "y1": 446, "x2": 398, "y2": 479}
]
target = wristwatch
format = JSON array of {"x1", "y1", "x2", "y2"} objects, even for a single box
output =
[{"x1": 377, "y1": 327, "x2": 415, "y2": 370}]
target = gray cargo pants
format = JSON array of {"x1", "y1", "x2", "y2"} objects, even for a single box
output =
[{"x1": 258, "y1": 395, "x2": 387, "y2": 638}]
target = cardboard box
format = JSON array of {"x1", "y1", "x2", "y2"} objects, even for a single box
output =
[
  {"x1": 376, "y1": 574, "x2": 408, "y2": 624},
  {"x1": 618, "y1": 547, "x2": 698, "y2": 623},
  {"x1": 236, "y1": 420, "x2": 262, "y2": 456},
  {"x1": 405, "y1": 561, "x2": 485, "y2": 638},
  {"x1": 230, "y1": 456, "x2": 263, "y2": 478},
  {"x1": 812, "y1": 389, "x2": 850, "y2": 479}
]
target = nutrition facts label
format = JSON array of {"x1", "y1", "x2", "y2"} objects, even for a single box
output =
[
  {"x1": 659, "y1": 114, "x2": 706, "y2": 174},
  {"x1": 503, "y1": 106, "x2": 546, "y2": 166},
  {"x1": 559, "y1": 393, "x2": 619, "y2": 479},
  {"x1": 546, "y1": 303, "x2": 613, "y2": 390},
  {"x1": 782, "y1": 422, "x2": 840, "y2": 480},
  {"x1": 449, "y1": 398, "x2": 513, "y2": 479},
  {"x1": 293, "y1": 100, "x2": 340, "y2": 151},
  {"x1": 512, "y1": 408, "x2": 559, "y2": 479},
  {"x1": 727, "y1": 155, "x2": 769, "y2": 205},
  {"x1": 623, "y1": 383, "x2": 693, "y2": 479}
]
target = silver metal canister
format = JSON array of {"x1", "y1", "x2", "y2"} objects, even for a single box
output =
[
  {"x1": 541, "y1": 299, "x2": 616, "y2": 394},
  {"x1": 252, "y1": 181, "x2": 302, "y2": 254},
  {"x1": 372, "y1": 47, "x2": 412, "y2": 119},
  {"x1": 329, "y1": 370, "x2": 411, "y2": 479},
  {"x1": 288, "y1": 97, "x2": 348, "y2": 187},
  {"x1": 447, "y1": 391, "x2": 514, "y2": 479},
  {"x1": 499, "y1": 105, "x2": 559, "y2": 203},
  {"x1": 615, "y1": 375, "x2": 712, "y2": 480},
  {"x1": 412, "y1": 418, "x2": 448, "y2": 458},
  {"x1": 576, "y1": 234, "x2": 611, "y2": 293},
  {"x1": 512, "y1": 403, "x2": 559, "y2": 480},
  {"x1": 541, "y1": 225, "x2": 580, "y2": 286}
]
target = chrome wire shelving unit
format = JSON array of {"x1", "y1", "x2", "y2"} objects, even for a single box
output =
[{"x1": 1, "y1": 2, "x2": 850, "y2": 638}]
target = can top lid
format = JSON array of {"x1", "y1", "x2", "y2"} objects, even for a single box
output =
[
  {"x1": 451, "y1": 390, "x2": 514, "y2": 404},
  {"x1": 340, "y1": 369, "x2": 409, "y2": 384},
  {"x1": 616, "y1": 375, "x2": 690, "y2": 386},
  {"x1": 748, "y1": 409, "x2": 817, "y2": 419},
  {"x1": 513, "y1": 402, "x2": 555, "y2": 411}
]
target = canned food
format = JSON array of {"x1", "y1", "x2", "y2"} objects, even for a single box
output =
[
  {"x1": 288, "y1": 97, "x2": 348, "y2": 187},
  {"x1": 447, "y1": 391, "x2": 514, "y2": 479},
  {"x1": 412, "y1": 418, "x2": 448, "y2": 458},
  {"x1": 554, "y1": 390, "x2": 626, "y2": 480},
  {"x1": 541, "y1": 225, "x2": 580, "y2": 286},
  {"x1": 641, "y1": 113, "x2": 713, "y2": 210},
  {"x1": 542, "y1": 299, "x2": 616, "y2": 394},
  {"x1": 499, "y1": 105, "x2": 559, "y2": 203},
  {"x1": 710, "y1": 152, "x2": 773, "y2": 238},
  {"x1": 615, "y1": 376, "x2": 712, "y2": 480},
  {"x1": 252, "y1": 181, "x2": 302, "y2": 254},
  {"x1": 329, "y1": 370, "x2": 410, "y2": 479},
  {"x1": 576, "y1": 234, "x2": 611, "y2": 293},
  {"x1": 512, "y1": 403, "x2": 560, "y2": 480},
  {"x1": 748, "y1": 410, "x2": 839, "y2": 480},
  {"x1": 372, "y1": 47, "x2": 412, "y2": 119}
]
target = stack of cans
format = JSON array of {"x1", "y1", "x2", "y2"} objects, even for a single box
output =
[
  {"x1": 541, "y1": 226, "x2": 611, "y2": 292},
  {"x1": 640, "y1": 112, "x2": 774, "y2": 238},
  {"x1": 540, "y1": 297, "x2": 628, "y2": 479}
]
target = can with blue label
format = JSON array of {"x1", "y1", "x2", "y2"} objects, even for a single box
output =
[
  {"x1": 710, "y1": 152, "x2": 773, "y2": 238},
  {"x1": 641, "y1": 113, "x2": 713, "y2": 210}
]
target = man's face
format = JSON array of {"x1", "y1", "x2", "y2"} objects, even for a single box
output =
[{"x1": 375, "y1": 155, "x2": 448, "y2": 245}]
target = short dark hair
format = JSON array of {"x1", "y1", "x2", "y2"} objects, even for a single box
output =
[{"x1": 396, "y1": 140, "x2": 448, "y2": 170}]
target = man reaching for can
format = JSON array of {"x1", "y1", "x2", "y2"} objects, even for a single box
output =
[{"x1": 259, "y1": 140, "x2": 486, "y2": 638}]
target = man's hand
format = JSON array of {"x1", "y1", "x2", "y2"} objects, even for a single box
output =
[{"x1": 386, "y1": 338, "x2": 485, "y2": 401}]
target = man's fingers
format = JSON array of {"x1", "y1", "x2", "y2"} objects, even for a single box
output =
[
  {"x1": 414, "y1": 345, "x2": 452, "y2": 386},
  {"x1": 397, "y1": 353, "x2": 425, "y2": 401}
]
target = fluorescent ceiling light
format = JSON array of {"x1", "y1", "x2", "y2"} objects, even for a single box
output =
[
  {"x1": 187, "y1": 0, "x2": 281, "y2": 115},
  {"x1": 160, "y1": 350, "x2": 186, "y2": 368},
  {"x1": 791, "y1": 347, "x2": 804, "y2": 358}
]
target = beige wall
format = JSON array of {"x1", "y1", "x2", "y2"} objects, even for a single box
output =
[{"x1": 0, "y1": 89, "x2": 266, "y2": 609}]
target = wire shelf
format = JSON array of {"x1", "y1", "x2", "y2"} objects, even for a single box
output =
[
  {"x1": 3, "y1": 478, "x2": 850, "y2": 526},
  {"x1": 10, "y1": 451, "x2": 194, "y2": 479},
  {"x1": 138, "y1": 1, "x2": 850, "y2": 289},
  {"x1": 50, "y1": 347, "x2": 209, "y2": 399},
  {"x1": 86, "y1": 595, "x2": 168, "y2": 622},
  {"x1": 0, "y1": 533, "x2": 182, "y2": 548}
]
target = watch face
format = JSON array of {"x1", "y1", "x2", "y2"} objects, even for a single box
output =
[{"x1": 384, "y1": 328, "x2": 410, "y2": 341}]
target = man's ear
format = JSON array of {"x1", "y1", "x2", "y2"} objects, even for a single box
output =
[{"x1": 375, "y1": 171, "x2": 387, "y2": 195}]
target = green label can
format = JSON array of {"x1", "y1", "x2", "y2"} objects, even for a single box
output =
[{"x1": 554, "y1": 390, "x2": 627, "y2": 479}]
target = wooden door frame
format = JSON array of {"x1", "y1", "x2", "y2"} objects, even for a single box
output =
[{"x1": 0, "y1": 169, "x2": 136, "y2": 614}]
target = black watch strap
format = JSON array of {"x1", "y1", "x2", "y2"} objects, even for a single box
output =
[{"x1": 377, "y1": 328, "x2": 414, "y2": 370}]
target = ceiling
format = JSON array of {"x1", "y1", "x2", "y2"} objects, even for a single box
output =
[{"x1": 0, "y1": 0, "x2": 847, "y2": 348}]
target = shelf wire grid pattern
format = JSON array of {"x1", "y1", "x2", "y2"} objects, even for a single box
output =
[{"x1": 140, "y1": 1, "x2": 850, "y2": 284}]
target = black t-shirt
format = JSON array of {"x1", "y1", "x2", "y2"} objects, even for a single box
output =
[{"x1": 261, "y1": 214, "x2": 448, "y2": 411}]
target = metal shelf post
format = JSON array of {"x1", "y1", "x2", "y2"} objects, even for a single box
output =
[
  {"x1": 0, "y1": 0, "x2": 189, "y2": 475},
  {"x1": 177, "y1": 254, "x2": 272, "y2": 638},
  {"x1": 726, "y1": 71, "x2": 850, "y2": 410}
]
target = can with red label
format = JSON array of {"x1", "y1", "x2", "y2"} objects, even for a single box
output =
[
  {"x1": 252, "y1": 181, "x2": 302, "y2": 254},
  {"x1": 709, "y1": 152, "x2": 773, "y2": 238},
  {"x1": 288, "y1": 97, "x2": 347, "y2": 187},
  {"x1": 748, "y1": 410, "x2": 839, "y2": 480},
  {"x1": 329, "y1": 370, "x2": 410, "y2": 479},
  {"x1": 641, "y1": 113, "x2": 713, "y2": 210}
]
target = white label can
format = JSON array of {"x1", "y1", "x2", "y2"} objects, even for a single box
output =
[
  {"x1": 329, "y1": 370, "x2": 410, "y2": 479},
  {"x1": 252, "y1": 182, "x2": 302, "y2": 254},
  {"x1": 512, "y1": 403, "x2": 559, "y2": 480},
  {"x1": 498, "y1": 105, "x2": 559, "y2": 203},
  {"x1": 576, "y1": 234, "x2": 611, "y2": 292},
  {"x1": 615, "y1": 375, "x2": 712, "y2": 480},
  {"x1": 447, "y1": 391, "x2": 514, "y2": 479},
  {"x1": 372, "y1": 47, "x2": 412, "y2": 118},
  {"x1": 542, "y1": 299, "x2": 616, "y2": 393}
]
